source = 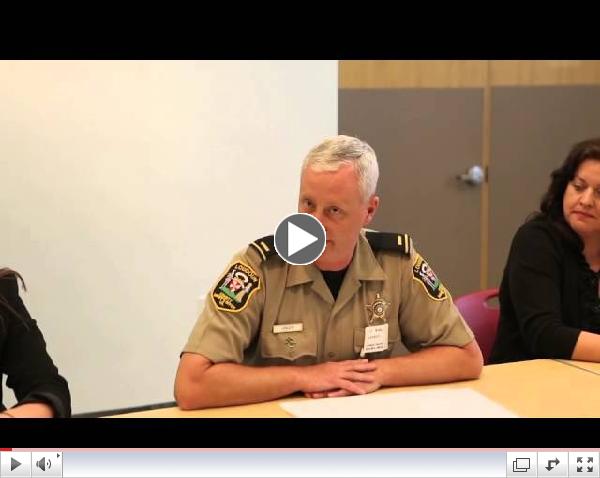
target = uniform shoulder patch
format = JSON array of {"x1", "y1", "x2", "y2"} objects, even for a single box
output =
[
  {"x1": 249, "y1": 235, "x2": 278, "y2": 262},
  {"x1": 212, "y1": 261, "x2": 261, "y2": 312},
  {"x1": 365, "y1": 231, "x2": 412, "y2": 256},
  {"x1": 412, "y1": 254, "x2": 448, "y2": 301}
]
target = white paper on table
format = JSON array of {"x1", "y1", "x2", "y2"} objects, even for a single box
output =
[{"x1": 280, "y1": 388, "x2": 519, "y2": 418}]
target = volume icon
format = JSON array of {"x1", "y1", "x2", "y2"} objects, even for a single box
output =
[{"x1": 35, "y1": 457, "x2": 51, "y2": 471}]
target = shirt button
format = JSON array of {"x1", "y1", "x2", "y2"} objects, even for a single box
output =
[{"x1": 328, "y1": 352, "x2": 335, "y2": 359}]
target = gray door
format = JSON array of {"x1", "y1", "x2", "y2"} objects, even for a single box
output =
[{"x1": 339, "y1": 89, "x2": 483, "y2": 297}]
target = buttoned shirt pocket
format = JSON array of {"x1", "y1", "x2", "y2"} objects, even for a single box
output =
[
  {"x1": 353, "y1": 319, "x2": 400, "y2": 359},
  {"x1": 260, "y1": 329, "x2": 318, "y2": 365}
]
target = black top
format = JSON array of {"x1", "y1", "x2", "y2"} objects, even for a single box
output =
[
  {"x1": 321, "y1": 267, "x2": 349, "y2": 301},
  {"x1": 489, "y1": 215, "x2": 600, "y2": 364},
  {"x1": 0, "y1": 274, "x2": 71, "y2": 417}
]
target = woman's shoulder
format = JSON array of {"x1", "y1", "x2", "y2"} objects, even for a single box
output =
[
  {"x1": 515, "y1": 215, "x2": 563, "y2": 241},
  {"x1": 510, "y1": 215, "x2": 570, "y2": 258}
]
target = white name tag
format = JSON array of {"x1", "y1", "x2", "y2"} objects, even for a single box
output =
[
  {"x1": 361, "y1": 324, "x2": 389, "y2": 357},
  {"x1": 273, "y1": 323, "x2": 304, "y2": 334}
]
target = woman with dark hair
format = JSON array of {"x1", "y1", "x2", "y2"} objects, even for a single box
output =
[
  {"x1": 490, "y1": 138, "x2": 600, "y2": 364},
  {"x1": 0, "y1": 268, "x2": 71, "y2": 417}
]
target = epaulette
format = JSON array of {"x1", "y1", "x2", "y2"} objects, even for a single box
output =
[
  {"x1": 249, "y1": 235, "x2": 279, "y2": 261},
  {"x1": 365, "y1": 231, "x2": 412, "y2": 256}
]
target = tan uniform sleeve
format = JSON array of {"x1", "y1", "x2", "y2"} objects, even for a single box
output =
[
  {"x1": 182, "y1": 246, "x2": 266, "y2": 363},
  {"x1": 398, "y1": 247, "x2": 474, "y2": 352}
]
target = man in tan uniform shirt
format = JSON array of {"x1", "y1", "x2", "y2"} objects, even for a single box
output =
[{"x1": 175, "y1": 135, "x2": 483, "y2": 409}]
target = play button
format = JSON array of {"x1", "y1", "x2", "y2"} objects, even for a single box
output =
[
  {"x1": 287, "y1": 222, "x2": 318, "y2": 256},
  {"x1": 274, "y1": 213, "x2": 326, "y2": 265},
  {"x1": 0, "y1": 452, "x2": 31, "y2": 477}
]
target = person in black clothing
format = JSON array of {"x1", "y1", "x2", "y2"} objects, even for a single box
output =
[
  {"x1": 0, "y1": 268, "x2": 71, "y2": 417},
  {"x1": 490, "y1": 138, "x2": 600, "y2": 364}
]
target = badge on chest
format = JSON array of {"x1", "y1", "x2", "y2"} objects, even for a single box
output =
[{"x1": 361, "y1": 293, "x2": 391, "y2": 357}]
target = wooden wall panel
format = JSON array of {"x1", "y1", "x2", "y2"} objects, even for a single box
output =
[
  {"x1": 339, "y1": 61, "x2": 487, "y2": 88},
  {"x1": 340, "y1": 61, "x2": 600, "y2": 88},
  {"x1": 491, "y1": 60, "x2": 600, "y2": 86}
]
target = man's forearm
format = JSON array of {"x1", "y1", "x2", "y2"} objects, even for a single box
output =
[
  {"x1": 374, "y1": 343, "x2": 483, "y2": 387},
  {"x1": 177, "y1": 362, "x2": 305, "y2": 410}
]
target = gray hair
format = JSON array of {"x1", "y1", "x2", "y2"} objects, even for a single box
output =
[{"x1": 302, "y1": 135, "x2": 379, "y2": 201}]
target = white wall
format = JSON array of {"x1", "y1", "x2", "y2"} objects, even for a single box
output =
[{"x1": 0, "y1": 60, "x2": 338, "y2": 413}]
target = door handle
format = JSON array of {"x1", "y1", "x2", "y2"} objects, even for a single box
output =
[{"x1": 456, "y1": 165, "x2": 485, "y2": 186}]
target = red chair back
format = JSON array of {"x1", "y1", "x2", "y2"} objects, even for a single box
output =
[{"x1": 454, "y1": 288, "x2": 500, "y2": 364}]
